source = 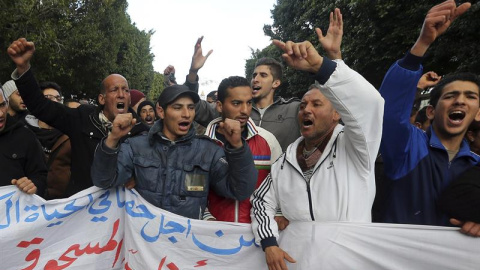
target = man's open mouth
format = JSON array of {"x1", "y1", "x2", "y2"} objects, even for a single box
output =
[
  {"x1": 448, "y1": 110, "x2": 465, "y2": 123},
  {"x1": 117, "y1": 103, "x2": 125, "y2": 110},
  {"x1": 303, "y1": 120, "x2": 313, "y2": 127},
  {"x1": 179, "y1": 121, "x2": 190, "y2": 127}
]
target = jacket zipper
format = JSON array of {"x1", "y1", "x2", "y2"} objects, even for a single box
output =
[
  {"x1": 234, "y1": 200, "x2": 239, "y2": 223},
  {"x1": 283, "y1": 135, "x2": 339, "y2": 222}
]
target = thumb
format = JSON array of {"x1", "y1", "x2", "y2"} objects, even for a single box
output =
[
  {"x1": 131, "y1": 118, "x2": 137, "y2": 126},
  {"x1": 315, "y1": 28, "x2": 325, "y2": 40},
  {"x1": 281, "y1": 53, "x2": 295, "y2": 67},
  {"x1": 450, "y1": 218, "x2": 464, "y2": 226},
  {"x1": 284, "y1": 251, "x2": 296, "y2": 263},
  {"x1": 205, "y1": 49, "x2": 213, "y2": 58},
  {"x1": 11, "y1": 179, "x2": 17, "y2": 185}
]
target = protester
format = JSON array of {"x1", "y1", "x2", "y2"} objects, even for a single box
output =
[
  {"x1": 136, "y1": 100, "x2": 157, "y2": 127},
  {"x1": 251, "y1": 8, "x2": 384, "y2": 269},
  {"x1": 0, "y1": 85, "x2": 46, "y2": 195},
  {"x1": 377, "y1": 1, "x2": 480, "y2": 236},
  {"x1": 465, "y1": 120, "x2": 480, "y2": 155},
  {"x1": 414, "y1": 106, "x2": 431, "y2": 131},
  {"x1": 91, "y1": 85, "x2": 258, "y2": 219},
  {"x1": 203, "y1": 76, "x2": 281, "y2": 223},
  {"x1": 23, "y1": 81, "x2": 73, "y2": 199},
  {"x1": 206, "y1": 90, "x2": 217, "y2": 104},
  {"x1": 2, "y1": 80, "x2": 28, "y2": 123}
]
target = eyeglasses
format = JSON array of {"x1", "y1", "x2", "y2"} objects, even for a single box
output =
[{"x1": 44, "y1": 94, "x2": 64, "y2": 102}]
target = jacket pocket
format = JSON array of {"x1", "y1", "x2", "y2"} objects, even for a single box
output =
[
  {"x1": 181, "y1": 164, "x2": 209, "y2": 197},
  {"x1": 133, "y1": 156, "x2": 162, "y2": 192}
]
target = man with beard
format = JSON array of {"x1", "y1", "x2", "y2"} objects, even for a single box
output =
[
  {"x1": 203, "y1": 76, "x2": 281, "y2": 223},
  {"x1": 91, "y1": 85, "x2": 258, "y2": 219},
  {"x1": 2, "y1": 80, "x2": 28, "y2": 123},
  {"x1": 0, "y1": 85, "x2": 46, "y2": 195}
]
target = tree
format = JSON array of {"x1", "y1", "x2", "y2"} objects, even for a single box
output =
[
  {"x1": 147, "y1": 72, "x2": 165, "y2": 102},
  {"x1": 0, "y1": 0, "x2": 155, "y2": 99},
  {"x1": 247, "y1": 0, "x2": 480, "y2": 97}
]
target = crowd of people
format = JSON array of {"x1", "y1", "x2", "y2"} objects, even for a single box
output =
[{"x1": 1, "y1": 1, "x2": 479, "y2": 269}]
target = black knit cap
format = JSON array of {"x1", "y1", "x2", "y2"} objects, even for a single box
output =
[{"x1": 157, "y1": 85, "x2": 199, "y2": 108}]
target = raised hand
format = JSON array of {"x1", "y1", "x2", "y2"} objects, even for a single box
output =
[
  {"x1": 412, "y1": 0, "x2": 471, "y2": 56},
  {"x1": 316, "y1": 8, "x2": 343, "y2": 60},
  {"x1": 272, "y1": 39, "x2": 323, "y2": 74},
  {"x1": 7, "y1": 38, "x2": 35, "y2": 75},
  {"x1": 417, "y1": 71, "x2": 441, "y2": 90},
  {"x1": 217, "y1": 118, "x2": 242, "y2": 149},
  {"x1": 105, "y1": 113, "x2": 136, "y2": 149},
  {"x1": 164, "y1": 65, "x2": 175, "y2": 76},
  {"x1": 11, "y1": 177, "x2": 37, "y2": 194},
  {"x1": 190, "y1": 36, "x2": 213, "y2": 73}
]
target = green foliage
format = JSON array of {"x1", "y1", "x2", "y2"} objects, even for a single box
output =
[
  {"x1": 0, "y1": 0, "x2": 155, "y2": 99},
  {"x1": 147, "y1": 72, "x2": 165, "y2": 102},
  {"x1": 247, "y1": 0, "x2": 480, "y2": 98}
]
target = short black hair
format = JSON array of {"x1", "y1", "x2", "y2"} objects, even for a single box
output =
[
  {"x1": 217, "y1": 76, "x2": 250, "y2": 103},
  {"x1": 254, "y1": 57, "x2": 283, "y2": 81},
  {"x1": 207, "y1": 90, "x2": 217, "y2": 100},
  {"x1": 39, "y1": 81, "x2": 62, "y2": 96},
  {"x1": 429, "y1": 73, "x2": 480, "y2": 108}
]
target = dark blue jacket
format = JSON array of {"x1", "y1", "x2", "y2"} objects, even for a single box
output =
[
  {"x1": 91, "y1": 120, "x2": 258, "y2": 219},
  {"x1": 378, "y1": 52, "x2": 480, "y2": 226}
]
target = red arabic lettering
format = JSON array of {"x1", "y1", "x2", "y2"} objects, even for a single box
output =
[
  {"x1": 21, "y1": 249, "x2": 40, "y2": 270},
  {"x1": 44, "y1": 219, "x2": 120, "y2": 269}
]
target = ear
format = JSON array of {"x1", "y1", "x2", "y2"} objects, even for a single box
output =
[
  {"x1": 426, "y1": 105, "x2": 435, "y2": 120},
  {"x1": 466, "y1": 130, "x2": 475, "y2": 143},
  {"x1": 156, "y1": 103, "x2": 165, "y2": 120},
  {"x1": 216, "y1": 101, "x2": 223, "y2": 114},
  {"x1": 332, "y1": 110, "x2": 341, "y2": 122},
  {"x1": 98, "y1": 94, "x2": 105, "y2": 106},
  {"x1": 272, "y1": 79, "x2": 281, "y2": 90},
  {"x1": 475, "y1": 109, "x2": 480, "y2": 121}
]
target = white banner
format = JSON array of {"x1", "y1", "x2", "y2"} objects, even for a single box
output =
[{"x1": 0, "y1": 186, "x2": 479, "y2": 270}]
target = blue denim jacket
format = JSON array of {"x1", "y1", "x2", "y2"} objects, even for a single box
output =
[{"x1": 91, "y1": 120, "x2": 257, "y2": 219}]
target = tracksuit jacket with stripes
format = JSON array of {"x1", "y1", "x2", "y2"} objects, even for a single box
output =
[
  {"x1": 250, "y1": 59, "x2": 384, "y2": 249},
  {"x1": 204, "y1": 117, "x2": 282, "y2": 223}
]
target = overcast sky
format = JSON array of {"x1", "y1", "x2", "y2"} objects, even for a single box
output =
[{"x1": 127, "y1": 0, "x2": 276, "y2": 98}]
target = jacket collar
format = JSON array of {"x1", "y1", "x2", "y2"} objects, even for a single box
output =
[
  {"x1": 284, "y1": 123, "x2": 343, "y2": 171},
  {"x1": 205, "y1": 117, "x2": 259, "y2": 141},
  {"x1": 427, "y1": 126, "x2": 480, "y2": 162}
]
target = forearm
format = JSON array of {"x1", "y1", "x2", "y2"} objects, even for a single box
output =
[
  {"x1": 251, "y1": 174, "x2": 279, "y2": 248},
  {"x1": 194, "y1": 100, "x2": 219, "y2": 127},
  {"x1": 223, "y1": 141, "x2": 258, "y2": 200},
  {"x1": 91, "y1": 138, "x2": 131, "y2": 188},
  {"x1": 184, "y1": 74, "x2": 199, "y2": 93},
  {"x1": 13, "y1": 69, "x2": 71, "y2": 133}
]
